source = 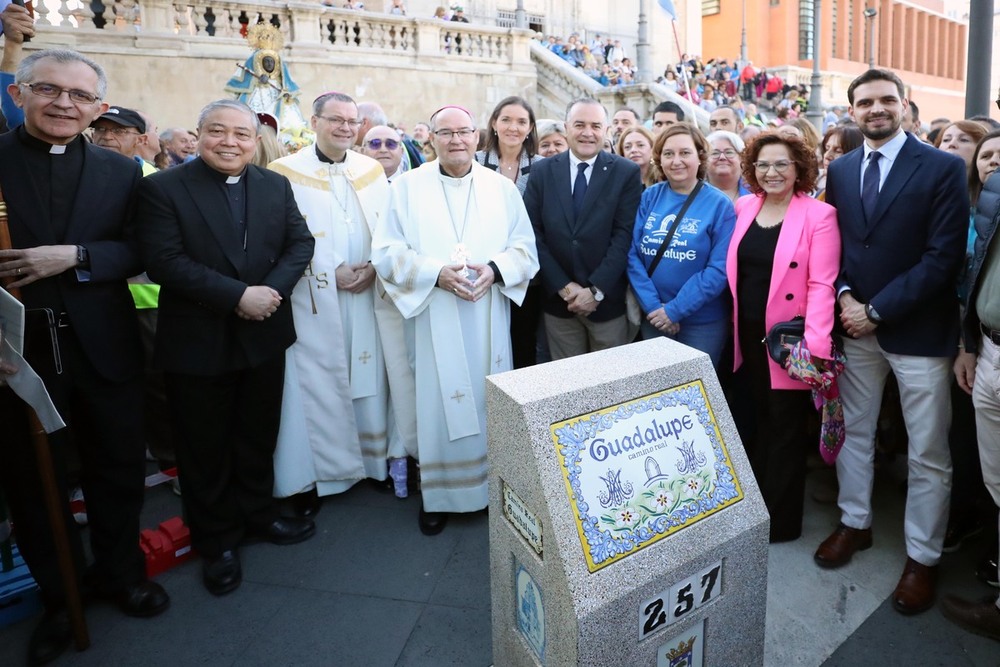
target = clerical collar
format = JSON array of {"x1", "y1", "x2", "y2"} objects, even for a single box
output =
[
  {"x1": 195, "y1": 157, "x2": 247, "y2": 183},
  {"x1": 316, "y1": 145, "x2": 348, "y2": 165},
  {"x1": 16, "y1": 125, "x2": 83, "y2": 155},
  {"x1": 437, "y1": 163, "x2": 473, "y2": 184}
]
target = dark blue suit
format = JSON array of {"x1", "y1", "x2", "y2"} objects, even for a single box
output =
[
  {"x1": 523, "y1": 150, "x2": 641, "y2": 322},
  {"x1": 825, "y1": 131, "x2": 968, "y2": 567},
  {"x1": 827, "y1": 133, "x2": 968, "y2": 356}
]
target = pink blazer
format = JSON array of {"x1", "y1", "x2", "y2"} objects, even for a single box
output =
[{"x1": 727, "y1": 192, "x2": 841, "y2": 390}]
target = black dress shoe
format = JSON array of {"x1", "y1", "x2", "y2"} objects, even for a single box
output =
[
  {"x1": 27, "y1": 610, "x2": 71, "y2": 666},
  {"x1": 292, "y1": 489, "x2": 322, "y2": 518},
  {"x1": 407, "y1": 457, "x2": 421, "y2": 495},
  {"x1": 203, "y1": 550, "x2": 242, "y2": 596},
  {"x1": 976, "y1": 551, "x2": 999, "y2": 587},
  {"x1": 251, "y1": 516, "x2": 316, "y2": 545},
  {"x1": 115, "y1": 580, "x2": 170, "y2": 618},
  {"x1": 367, "y1": 477, "x2": 394, "y2": 494},
  {"x1": 418, "y1": 506, "x2": 448, "y2": 536}
]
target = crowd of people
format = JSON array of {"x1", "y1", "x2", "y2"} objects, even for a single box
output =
[
  {"x1": 2, "y1": 3, "x2": 1000, "y2": 664},
  {"x1": 538, "y1": 31, "x2": 814, "y2": 119},
  {"x1": 320, "y1": 1, "x2": 471, "y2": 23}
]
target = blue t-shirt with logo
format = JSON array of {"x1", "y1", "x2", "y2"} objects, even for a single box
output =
[{"x1": 627, "y1": 181, "x2": 736, "y2": 325}]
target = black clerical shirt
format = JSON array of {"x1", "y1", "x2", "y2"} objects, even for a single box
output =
[
  {"x1": 16, "y1": 126, "x2": 85, "y2": 241},
  {"x1": 196, "y1": 159, "x2": 248, "y2": 251}
]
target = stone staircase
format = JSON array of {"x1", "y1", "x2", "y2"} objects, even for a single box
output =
[{"x1": 530, "y1": 41, "x2": 710, "y2": 129}]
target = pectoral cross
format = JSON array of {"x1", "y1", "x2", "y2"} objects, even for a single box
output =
[
  {"x1": 358, "y1": 351, "x2": 372, "y2": 364},
  {"x1": 450, "y1": 390, "x2": 466, "y2": 403},
  {"x1": 450, "y1": 243, "x2": 472, "y2": 281}
]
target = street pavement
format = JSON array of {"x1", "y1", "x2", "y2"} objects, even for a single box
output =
[{"x1": 0, "y1": 456, "x2": 997, "y2": 666}]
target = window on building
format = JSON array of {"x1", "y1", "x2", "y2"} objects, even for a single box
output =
[
  {"x1": 799, "y1": 0, "x2": 815, "y2": 60},
  {"x1": 847, "y1": 0, "x2": 855, "y2": 61},
  {"x1": 831, "y1": 0, "x2": 837, "y2": 58},
  {"x1": 702, "y1": 0, "x2": 721, "y2": 15},
  {"x1": 496, "y1": 10, "x2": 544, "y2": 33}
]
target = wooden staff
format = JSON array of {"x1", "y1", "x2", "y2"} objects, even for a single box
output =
[
  {"x1": 10, "y1": 0, "x2": 33, "y2": 43},
  {"x1": 0, "y1": 187, "x2": 90, "y2": 650}
]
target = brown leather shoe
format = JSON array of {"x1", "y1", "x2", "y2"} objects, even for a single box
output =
[
  {"x1": 940, "y1": 594, "x2": 1000, "y2": 641},
  {"x1": 813, "y1": 524, "x2": 873, "y2": 569},
  {"x1": 891, "y1": 557, "x2": 937, "y2": 615}
]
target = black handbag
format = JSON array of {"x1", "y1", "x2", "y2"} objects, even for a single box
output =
[{"x1": 765, "y1": 316, "x2": 804, "y2": 365}]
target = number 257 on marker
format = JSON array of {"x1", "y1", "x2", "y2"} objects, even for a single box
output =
[{"x1": 638, "y1": 560, "x2": 722, "y2": 639}]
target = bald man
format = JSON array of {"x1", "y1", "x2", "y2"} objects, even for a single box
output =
[
  {"x1": 362, "y1": 125, "x2": 405, "y2": 181},
  {"x1": 372, "y1": 105, "x2": 539, "y2": 535}
]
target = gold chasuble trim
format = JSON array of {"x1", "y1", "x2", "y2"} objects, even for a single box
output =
[
  {"x1": 270, "y1": 160, "x2": 383, "y2": 192},
  {"x1": 347, "y1": 162, "x2": 383, "y2": 191},
  {"x1": 269, "y1": 162, "x2": 329, "y2": 191}
]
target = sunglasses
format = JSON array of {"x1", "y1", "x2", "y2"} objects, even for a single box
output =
[{"x1": 366, "y1": 138, "x2": 400, "y2": 150}]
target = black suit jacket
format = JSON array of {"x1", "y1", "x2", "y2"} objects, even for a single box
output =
[
  {"x1": 827, "y1": 133, "x2": 968, "y2": 356},
  {"x1": 133, "y1": 159, "x2": 314, "y2": 375},
  {"x1": 523, "y1": 150, "x2": 642, "y2": 321},
  {"x1": 0, "y1": 131, "x2": 143, "y2": 382}
]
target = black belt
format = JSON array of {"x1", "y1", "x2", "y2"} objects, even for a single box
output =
[
  {"x1": 980, "y1": 322, "x2": 1000, "y2": 346},
  {"x1": 55, "y1": 311, "x2": 71, "y2": 329}
]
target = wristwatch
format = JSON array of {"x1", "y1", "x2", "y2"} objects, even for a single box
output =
[
  {"x1": 589, "y1": 286, "x2": 604, "y2": 302},
  {"x1": 864, "y1": 302, "x2": 882, "y2": 324},
  {"x1": 76, "y1": 245, "x2": 90, "y2": 269}
]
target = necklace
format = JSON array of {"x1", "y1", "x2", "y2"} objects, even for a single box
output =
[
  {"x1": 441, "y1": 174, "x2": 475, "y2": 278},
  {"x1": 327, "y1": 164, "x2": 353, "y2": 226},
  {"x1": 440, "y1": 175, "x2": 475, "y2": 243},
  {"x1": 497, "y1": 150, "x2": 521, "y2": 177}
]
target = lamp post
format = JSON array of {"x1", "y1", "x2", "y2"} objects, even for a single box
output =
[
  {"x1": 863, "y1": 7, "x2": 877, "y2": 69},
  {"x1": 740, "y1": 0, "x2": 748, "y2": 69},
  {"x1": 806, "y1": 0, "x2": 823, "y2": 132},
  {"x1": 514, "y1": 0, "x2": 526, "y2": 29},
  {"x1": 965, "y1": 0, "x2": 994, "y2": 117},
  {"x1": 636, "y1": 0, "x2": 652, "y2": 84}
]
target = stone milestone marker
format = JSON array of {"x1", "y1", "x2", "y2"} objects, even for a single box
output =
[{"x1": 487, "y1": 338, "x2": 768, "y2": 667}]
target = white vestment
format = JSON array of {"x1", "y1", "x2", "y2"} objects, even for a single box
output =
[
  {"x1": 269, "y1": 148, "x2": 398, "y2": 496},
  {"x1": 372, "y1": 160, "x2": 539, "y2": 512}
]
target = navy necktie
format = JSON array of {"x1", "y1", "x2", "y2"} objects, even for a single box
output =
[
  {"x1": 573, "y1": 162, "x2": 589, "y2": 218},
  {"x1": 862, "y1": 151, "x2": 882, "y2": 222}
]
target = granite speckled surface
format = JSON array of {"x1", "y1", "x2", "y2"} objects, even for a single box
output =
[{"x1": 487, "y1": 338, "x2": 769, "y2": 666}]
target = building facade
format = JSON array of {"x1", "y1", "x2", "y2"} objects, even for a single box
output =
[{"x1": 702, "y1": 0, "x2": 968, "y2": 121}]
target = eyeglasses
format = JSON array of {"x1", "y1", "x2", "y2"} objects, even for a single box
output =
[
  {"x1": 316, "y1": 115, "x2": 363, "y2": 128},
  {"x1": 93, "y1": 126, "x2": 139, "y2": 137},
  {"x1": 754, "y1": 160, "x2": 792, "y2": 173},
  {"x1": 21, "y1": 82, "x2": 101, "y2": 105},
  {"x1": 710, "y1": 149, "x2": 738, "y2": 161},
  {"x1": 365, "y1": 138, "x2": 400, "y2": 150},
  {"x1": 433, "y1": 128, "x2": 476, "y2": 140}
]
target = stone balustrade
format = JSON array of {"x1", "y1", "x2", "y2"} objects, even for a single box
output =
[
  {"x1": 31, "y1": 0, "x2": 527, "y2": 66},
  {"x1": 530, "y1": 40, "x2": 606, "y2": 119},
  {"x1": 530, "y1": 41, "x2": 710, "y2": 130},
  {"x1": 23, "y1": 1, "x2": 536, "y2": 128}
]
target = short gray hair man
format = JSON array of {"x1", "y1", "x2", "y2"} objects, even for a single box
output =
[{"x1": 15, "y1": 48, "x2": 108, "y2": 100}]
